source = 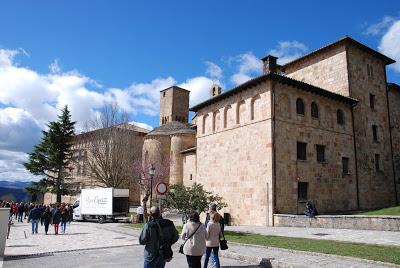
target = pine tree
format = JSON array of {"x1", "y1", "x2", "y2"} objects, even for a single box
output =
[{"x1": 24, "y1": 106, "x2": 77, "y2": 203}]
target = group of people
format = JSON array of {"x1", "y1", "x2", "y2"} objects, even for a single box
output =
[
  {"x1": 1, "y1": 200, "x2": 74, "y2": 235},
  {"x1": 139, "y1": 203, "x2": 225, "y2": 268}
]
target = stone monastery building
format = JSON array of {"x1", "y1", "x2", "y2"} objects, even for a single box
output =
[{"x1": 143, "y1": 36, "x2": 400, "y2": 226}]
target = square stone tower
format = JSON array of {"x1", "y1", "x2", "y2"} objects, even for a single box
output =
[{"x1": 159, "y1": 86, "x2": 190, "y2": 126}]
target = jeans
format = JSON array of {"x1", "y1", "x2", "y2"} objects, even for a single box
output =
[
  {"x1": 31, "y1": 219, "x2": 39, "y2": 234},
  {"x1": 18, "y1": 214, "x2": 23, "y2": 222},
  {"x1": 143, "y1": 255, "x2": 165, "y2": 268},
  {"x1": 44, "y1": 221, "x2": 50, "y2": 234},
  {"x1": 186, "y1": 255, "x2": 202, "y2": 268},
  {"x1": 61, "y1": 222, "x2": 67, "y2": 233},
  {"x1": 204, "y1": 247, "x2": 219, "y2": 268}
]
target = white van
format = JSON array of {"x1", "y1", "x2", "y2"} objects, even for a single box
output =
[{"x1": 73, "y1": 188, "x2": 129, "y2": 223}]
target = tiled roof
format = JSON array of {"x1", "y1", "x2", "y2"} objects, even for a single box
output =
[
  {"x1": 147, "y1": 121, "x2": 195, "y2": 136},
  {"x1": 190, "y1": 72, "x2": 358, "y2": 112}
]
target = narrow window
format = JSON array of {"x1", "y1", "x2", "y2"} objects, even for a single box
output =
[
  {"x1": 163, "y1": 91, "x2": 166, "y2": 97},
  {"x1": 370, "y1": 94, "x2": 375, "y2": 109},
  {"x1": 375, "y1": 154, "x2": 380, "y2": 172},
  {"x1": 297, "y1": 142, "x2": 307, "y2": 160},
  {"x1": 298, "y1": 182, "x2": 308, "y2": 201},
  {"x1": 342, "y1": 157, "x2": 350, "y2": 174},
  {"x1": 311, "y1": 102, "x2": 319, "y2": 119},
  {"x1": 337, "y1": 109, "x2": 344, "y2": 125},
  {"x1": 296, "y1": 98, "x2": 305, "y2": 115},
  {"x1": 372, "y1": 125, "x2": 378, "y2": 142},
  {"x1": 367, "y1": 64, "x2": 370, "y2": 77},
  {"x1": 316, "y1": 145, "x2": 325, "y2": 163},
  {"x1": 190, "y1": 174, "x2": 193, "y2": 180}
]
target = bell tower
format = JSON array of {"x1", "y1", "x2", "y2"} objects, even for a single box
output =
[{"x1": 159, "y1": 86, "x2": 190, "y2": 126}]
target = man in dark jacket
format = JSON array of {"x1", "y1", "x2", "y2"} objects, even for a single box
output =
[
  {"x1": 139, "y1": 206, "x2": 179, "y2": 268},
  {"x1": 28, "y1": 205, "x2": 41, "y2": 234}
]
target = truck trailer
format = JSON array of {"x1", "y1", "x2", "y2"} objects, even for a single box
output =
[{"x1": 72, "y1": 188, "x2": 129, "y2": 223}]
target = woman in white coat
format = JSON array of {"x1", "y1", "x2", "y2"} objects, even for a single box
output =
[
  {"x1": 204, "y1": 212, "x2": 222, "y2": 268},
  {"x1": 181, "y1": 211, "x2": 206, "y2": 268}
]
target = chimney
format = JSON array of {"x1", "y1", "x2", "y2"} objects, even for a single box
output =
[
  {"x1": 210, "y1": 84, "x2": 222, "y2": 97},
  {"x1": 261, "y1": 55, "x2": 278, "y2": 74}
]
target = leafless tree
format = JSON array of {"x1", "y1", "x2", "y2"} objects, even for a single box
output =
[{"x1": 84, "y1": 103, "x2": 140, "y2": 188}]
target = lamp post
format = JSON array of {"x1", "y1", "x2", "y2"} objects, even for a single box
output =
[{"x1": 148, "y1": 164, "x2": 156, "y2": 207}]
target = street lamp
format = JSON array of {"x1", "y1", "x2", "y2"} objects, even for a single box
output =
[{"x1": 148, "y1": 164, "x2": 156, "y2": 207}]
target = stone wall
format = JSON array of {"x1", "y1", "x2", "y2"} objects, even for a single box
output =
[
  {"x1": 182, "y1": 151, "x2": 197, "y2": 186},
  {"x1": 170, "y1": 134, "x2": 196, "y2": 185},
  {"x1": 347, "y1": 45, "x2": 396, "y2": 209},
  {"x1": 195, "y1": 81, "x2": 273, "y2": 226},
  {"x1": 388, "y1": 85, "x2": 400, "y2": 202},
  {"x1": 284, "y1": 44, "x2": 350, "y2": 96},
  {"x1": 274, "y1": 83, "x2": 358, "y2": 214},
  {"x1": 274, "y1": 214, "x2": 400, "y2": 231}
]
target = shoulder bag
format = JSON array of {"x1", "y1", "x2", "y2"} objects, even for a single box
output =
[
  {"x1": 179, "y1": 223, "x2": 201, "y2": 254},
  {"x1": 219, "y1": 229, "x2": 228, "y2": 250}
]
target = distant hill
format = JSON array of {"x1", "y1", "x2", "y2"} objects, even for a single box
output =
[{"x1": 0, "y1": 180, "x2": 32, "y2": 202}]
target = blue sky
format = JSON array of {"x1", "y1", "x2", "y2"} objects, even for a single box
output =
[{"x1": 0, "y1": 1, "x2": 399, "y2": 181}]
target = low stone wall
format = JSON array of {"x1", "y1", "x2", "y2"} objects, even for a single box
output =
[
  {"x1": 0, "y1": 208, "x2": 10, "y2": 257},
  {"x1": 273, "y1": 214, "x2": 400, "y2": 231}
]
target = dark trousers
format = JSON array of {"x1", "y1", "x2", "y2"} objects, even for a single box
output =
[
  {"x1": 186, "y1": 255, "x2": 202, "y2": 268},
  {"x1": 204, "y1": 247, "x2": 220, "y2": 268},
  {"x1": 44, "y1": 221, "x2": 51, "y2": 234}
]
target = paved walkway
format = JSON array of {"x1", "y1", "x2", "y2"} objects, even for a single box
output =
[
  {"x1": 4, "y1": 221, "x2": 399, "y2": 267},
  {"x1": 224, "y1": 225, "x2": 400, "y2": 247}
]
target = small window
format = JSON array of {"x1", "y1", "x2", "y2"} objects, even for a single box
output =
[
  {"x1": 190, "y1": 174, "x2": 193, "y2": 180},
  {"x1": 163, "y1": 92, "x2": 166, "y2": 97},
  {"x1": 298, "y1": 182, "x2": 308, "y2": 201},
  {"x1": 367, "y1": 64, "x2": 370, "y2": 77},
  {"x1": 297, "y1": 142, "x2": 307, "y2": 160},
  {"x1": 370, "y1": 94, "x2": 375, "y2": 109},
  {"x1": 372, "y1": 125, "x2": 378, "y2": 142},
  {"x1": 375, "y1": 154, "x2": 381, "y2": 172},
  {"x1": 311, "y1": 102, "x2": 319, "y2": 119},
  {"x1": 342, "y1": 157, "x2": 350, "y2": 174},
  {"x1": 296, "y1": 98, "x2": 305, "y2": 115},
  {"x1": 337, "y1": 109, "x2": 344, "y2": 125},
  {"x1": 316, "y1": 145, "x2": 325, "y2": 163}
]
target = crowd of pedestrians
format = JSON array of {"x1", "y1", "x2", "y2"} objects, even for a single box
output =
[
  {"x1": 139, "y1": 203, "x2": 226, "y2": 268},
  {"x1": 0, "y1": 200, "x2": 74, "y2": 235}
]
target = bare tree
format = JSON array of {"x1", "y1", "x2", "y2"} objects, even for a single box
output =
[{"x1": 84, "y1": 103, "x2": 139, "y2": 188}]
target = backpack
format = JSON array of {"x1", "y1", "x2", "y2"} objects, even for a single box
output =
[{"x1": 156, "y1": 221, "x2": 173, "y2": 262}]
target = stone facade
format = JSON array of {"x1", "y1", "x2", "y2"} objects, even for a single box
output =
[
  {"x1": 143, "y1": 37, "x2": 399, "y2": 226},
  {"x1": 160, "y1": 86, "x2": 190, "y2": 125},
  {"x1": 388, "y1": 83, "x2": 400, "y2": 202}
]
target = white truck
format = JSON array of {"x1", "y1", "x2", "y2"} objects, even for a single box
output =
[{"x1": 72, "y1": 188, "x2": 130, "y2": 223}]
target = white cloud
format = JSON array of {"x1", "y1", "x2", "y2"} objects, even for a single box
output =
[
  {"x1": 49, "y1": 59, "x2": 61, "y2": 74},
  {"x1": 179, "y1": 76, "x2": 217, "y2": 106},
  {"x1": 229, "y1": 52, "x2": 262, "y2": 85},
  {"x1": 130, "y1": 121, "x2": 153, "y2": 131},
  {"x1": 268, "y1": 40, "x2": 308, "y2": 65},
  {"x1": 0, "y1": 149, "x2": 40, "y2": 182},
  {"x1": 379, "y1": 20, "x2": 400, "y2": 72},
  {"x1": 205, "y1": 61, "x2": 223, "y2": 80},
  {"x1": 365, "y1": 16, "x2": 396, "y2": 36}
]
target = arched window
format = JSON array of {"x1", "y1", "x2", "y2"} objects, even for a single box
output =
[
  {"x1": 311, "y1": 102, "x2": 319, "y2": 119},
  {"x1": 250, "y1": 95, "x2": 261, "y2": 120},
  {"x1": 296, "y1": 98, "x2": 305, "y2": 115},
  {"x1": 236, "y1": 101, "x2": 246, "y2": 124},
  {"x1": 337, "y1": 109, "x2": 344, "y2": 125}
]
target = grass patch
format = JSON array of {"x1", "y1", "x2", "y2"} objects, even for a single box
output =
[
  {"x1": 355, "y1": 206, "x2": 400, "y2": 216},
  {"x1": 127, "y1": 223, "x2": 400, "y2": 264},
  {"x1": 224, "y1": 231, "x2": 400, "y2": 264}
]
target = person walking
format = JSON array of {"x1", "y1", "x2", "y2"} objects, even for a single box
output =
[
  {"x1": 17, "y1": 202, "x2": 24, "y2": 222},
  {"x1": 204, "y1": 212, "x2": 222, "y2": 268},
  {"x1": 28, "y1": 205, "x2": 41, "y2": 234},
  {"x1": 204, "y1": 203, "x2": 225, "y2": 267},
  {"x1": 60, "y1": 208, "x2": 68, "y2": 234},
  {"x1": 139, "y1": 206, "x2": 179, "y2": 268},
  {"x1": 42, "y1": 206, "x2": 52, "y2": 235},
  {"x1": 52, "y1": 207, "x2": 61, "y2": 235},
  {"x1": 181, "y1": 211, "x2": 206, "y2": 268}
]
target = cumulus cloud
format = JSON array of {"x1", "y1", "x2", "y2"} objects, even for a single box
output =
[
  {"x1": 365, "y1": 16, "x2": 396, "y2": 36},
  {"x1": 229, "y1": 52, "x2": 262, "y2": 85},
  {"x1": 268, "y1": 40, "x2": 308, "y2": 65},
  {"x1": 0, "y1": 149, "x2": 40, "y2": 181},
  {"x1": 179, "y1": 76, "x2": 218, "y2": 106},
  {"x1": 378, "y1": 20, "x2": 400, "y2": 72}
]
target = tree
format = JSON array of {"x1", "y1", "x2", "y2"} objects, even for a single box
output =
[
  {"x1": 84, "y1": 103, "x2": 140, "y2": 188},
  {"x1": 24, "y1": 106, "x2": 77, "y2": 203},
  {"x1": 165, "y1": 183, "x2": 227, "y2": 224},
  {"x1": 25, "y1": 179, "x2": 48, "y2": 202}
]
